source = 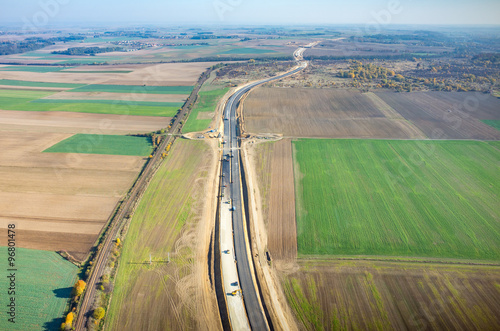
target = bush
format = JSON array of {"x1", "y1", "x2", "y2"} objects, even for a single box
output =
[{"x1": 93, "y1": 307, "x2": 105, "y2": 320}]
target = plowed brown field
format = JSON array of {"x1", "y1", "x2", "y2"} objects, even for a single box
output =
[
  {"x1": 375, "y1": 91, "x2": 500, "y2": 140},
  {"x1": 0, "y1": 109, "x2": 171, "y2": 134},
  {"x1": 267, "y1": 139, "x2": 297, "y2": 260},
  {"x1": 243, "y1": 88, "x2": 425, "y2": 139}
]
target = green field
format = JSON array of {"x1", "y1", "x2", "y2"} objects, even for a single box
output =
[
  {"x1": 483, "y1": 120, "x2": 500, "y2": 131},
  {"x1": 0, "y1": 247, "x2": 78, "y2": 331},
  {"x1": 31, "y1": 98, "x2": 183, "y2": 108},
  {"x1": 219, "y1": 47, "x2": 277, "y2": 55},
  {"x1": 293, "y1": 139, "x2": 500, "y2": 260},
  {"x1": 0, "y1": 66, "x2": 71, "y2": 72},
  {"x1": 71, "y1": 84, "x2": 194, "y2": 94},
  {"x1": 0, "y1": 89, "x2": 180, "y2": 117},
  {"x1": 44, "y1": 134, "x2": 153, "y2": 156},
  {"x1": 0, "y1": 79, "x2": 84, "y2": 88},
  {"x1": 182, "y1": 88, "x2": 229, "y2": 133}
]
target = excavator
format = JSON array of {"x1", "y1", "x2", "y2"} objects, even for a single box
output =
[{"x1": 231, "y1": 289, "x2": 242, "y2": 296}]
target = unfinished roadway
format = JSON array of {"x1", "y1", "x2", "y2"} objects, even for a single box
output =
[{"x1": 219, "y1": 59, "x2": 307, "y2": 330}]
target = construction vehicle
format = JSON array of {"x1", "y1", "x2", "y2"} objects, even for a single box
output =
[{"x1": 231, "y1": 289, "x2": 242, "y2": 296}]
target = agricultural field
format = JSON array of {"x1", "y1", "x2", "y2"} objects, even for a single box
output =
[
  {"x1": 281, "y1": 260, "x2": 500, "y2": 331},
  {"x1": 0, "y1": 247, "x2": 79, "y2": 331},
  {"x1": 304, "y1": 38, "x2": 453, "y2": 59},
  {"x1": 0, "y1": 62, "x2": 201, "y2": 262},
  {"x1": 0, "y1": 79, "x2": 83, "y2": 89},
  {"x1": 0, "y1": 109, "x2": 171, "y2": 134},
  {"x1": 0, "y1": 121, "x2": 164, "y2": 260},
  {"x1": 0, "y1": 89, "x2": 182, "y2": 117},
  {"x1": 70, "y1": 84, "x2": 193, "y2": 94},
  {"x1": 44, "y1": 134, "x2": 153, "y2": 156},
  {"x1": 243, "y1": 88, "x2": 425, "y2": 139},
  {"x1": 375, "y1": 92, "x2": 500, "y2": 140},
  {"x1": 218, "y1": 47, "x2": 277, "y2": 55},
  {"x1": 250, "y1": 139, "x2": 297, "y2": 260},
  {"x1": 44, "y1": 91, "x2": 188, "y2": 103},
  {"x1": 107, "y1": 139, "x2": 220, "y2": 331},
  {"x1": 0, "y1": 65, "x2": 71, "y2": 72},
  {"x1": 293, "y1": 139, "x2": 500, "y2": 261},
  {"x1": 182, "y1": 88, "x2": 229, "y2": 133},
  {"x1": 0, "y1": 62, "x2": 210, "y2": 86},
  {"x1": 248, "y1": 137, "x2": 500, "y2": 330}
]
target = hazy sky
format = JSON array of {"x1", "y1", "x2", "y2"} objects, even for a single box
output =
[{"x1": 1, "y1": 0, "x2": 499, "y2": 26}]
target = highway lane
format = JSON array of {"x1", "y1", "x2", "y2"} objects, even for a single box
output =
[{"x1": 221, "y1": 63, "x2": 306, "y2": 330}]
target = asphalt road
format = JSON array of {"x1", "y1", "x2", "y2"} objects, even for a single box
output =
[{"x1": 221, "y1": 63, "x2": 306, "y2": 330}]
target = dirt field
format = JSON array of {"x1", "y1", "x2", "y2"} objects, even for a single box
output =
[
  {"x1": 281, "y1": 259, "x2": 500, "y2": 331},
  {"x1": 243, "y1": 88, "x2": 426, "y2": 139},
  {"x1": 265, "y1": 139, "x2": 297, "y2": 260},
  {"x1": 101, "y1": 62, "x2": 211, "y2": 86},
  {"x1": 375, "y1": 92, "x2": 500, "y2": 140},
  {"x1": 0, "y1": 109, "x2": 171, "y2": 134},
  {"x1": 0, "y1": 129, "x2": 147, "y2": 260}
]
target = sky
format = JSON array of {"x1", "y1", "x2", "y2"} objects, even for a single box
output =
[{"x1": 0, "y1": 0, "x2": 499, "y2": 26}]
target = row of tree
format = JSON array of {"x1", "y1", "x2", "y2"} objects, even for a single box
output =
[{"x1": 52, "y1": 46, "x2": 123, "y2": 56}]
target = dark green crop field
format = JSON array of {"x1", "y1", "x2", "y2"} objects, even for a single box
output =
[{"x1": 44, "y1": 134, "x2": 153, "y2": 156}]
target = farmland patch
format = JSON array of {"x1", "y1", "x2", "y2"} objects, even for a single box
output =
[
  {"x1": 243, "y1": 88, "x2": 425, "y2": 139},
  {"x1": 44, "y1": 134, "x2": 153, "y2": 156},
  {"x1": 182, "y1": 88, "x2": 229, "y2": 133},
  {"x1": 293, "y1": 139, "x2": 500, "y2": 260},
  {"x1": 282, "y1": 260, "x2": 500, "y2": 331},
  {"x1": 0, "y1": 79, "x2": 84, "y2": 89},
  {"x1": 71, "y1": 84, "x2": 193, "y2": 94},
  {"x1": 375, "y1": 92, "x2": 500, "y2": 140},
  {"x1": 0, "y1": 247, "x2": 78, "y2": 331}
]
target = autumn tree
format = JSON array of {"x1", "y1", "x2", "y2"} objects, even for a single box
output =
[
  {"x1": 65, "y1": 312, "x2": 74, "y2": 326},
  {"x1": 93, "y1": 307, "x2": 105, "y2": 320},
  {"x1": 73, "y1": 280, "x2": 86, "y2": 297}
]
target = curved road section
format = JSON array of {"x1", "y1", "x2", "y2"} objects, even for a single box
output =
[{"x1": 220, "y1": 61, "x2": 307, "y2": 330}]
